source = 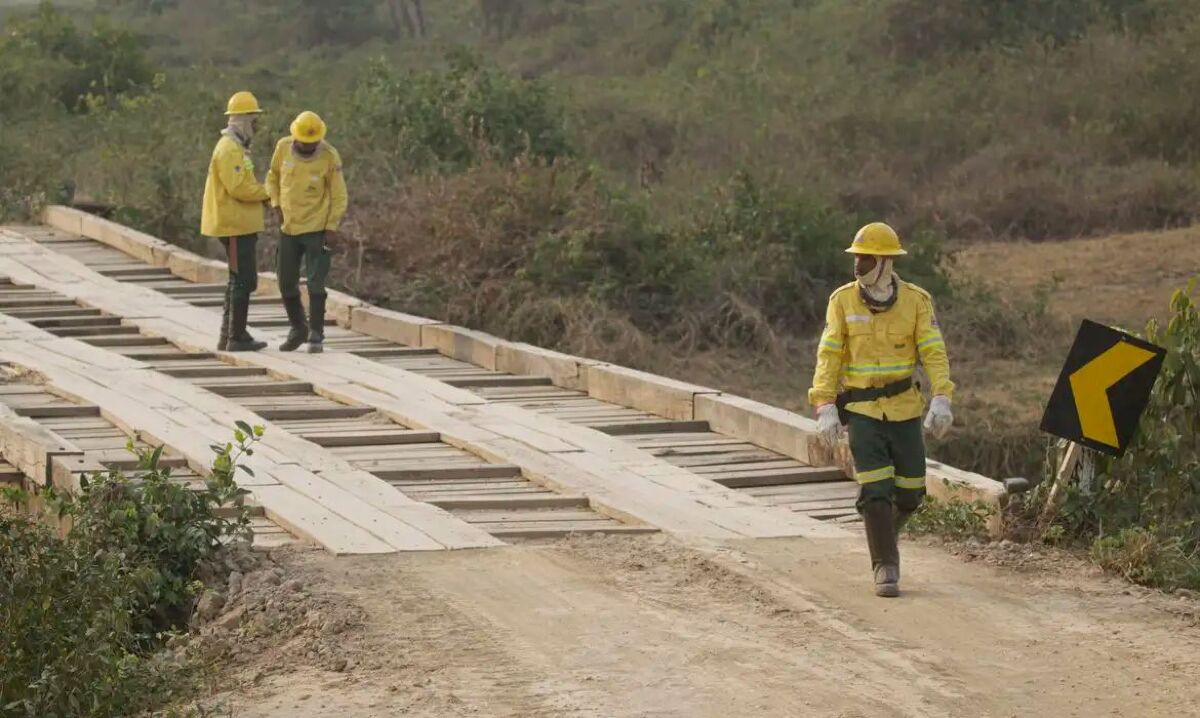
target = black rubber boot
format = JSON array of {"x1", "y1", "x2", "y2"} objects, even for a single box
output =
[
  {"x1": 217, "y1": 289, "x2": 232, "y2": 352},
  {"x1": 278, "y1": 295, "x2": 309, "y2": 352},
  {"x1": 895, "y1": 507, "x2": 915, "y2": 539},
  {"x1": 893, "y1": 507, "x2": 915, "y2": 581},
  {"x1": 226, "y1": 296, "x2": 266, "y2": 352},
  {"x1": 307, "y1": 293, "x2": 326, "y2": 354},
  {"x1": 862, "y1": 500, "x2": 900, "y2": 598}
]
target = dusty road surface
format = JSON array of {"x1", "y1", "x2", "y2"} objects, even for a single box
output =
[{"x1": 204, "y1": 534, "x2": 1200, "y2": 718}]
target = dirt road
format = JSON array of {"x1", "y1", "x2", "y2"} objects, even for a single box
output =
[{"x1": 207, "y1": 534, "x2": 1200, "y2": 718}]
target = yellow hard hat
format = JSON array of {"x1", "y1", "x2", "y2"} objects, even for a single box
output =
[
  {"x1": 846, "y1": 222, "x2": 907, "y2": 256},
  {"x1": 225, "y1": 91, "x2": 264, "y2": 116},
  {"x1": 290, "y1": 111, "x2": 327, "y2": 143}
]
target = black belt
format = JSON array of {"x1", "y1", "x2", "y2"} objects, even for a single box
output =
[{"x1": 835, "y1": 377, "x2": 913, "y2": 425}]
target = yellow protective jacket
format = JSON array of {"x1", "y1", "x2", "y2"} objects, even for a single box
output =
[
  {"x1": 200, "y1": 133, "x2": 268, "y2": 238},
  {"x1": 808, "y1": 279, "x2": 954, "y2": 422},
  {"x1": 266, "y1": 139, "x2": 349, "y2": 235}
]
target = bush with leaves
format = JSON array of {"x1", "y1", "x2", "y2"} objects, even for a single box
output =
[
  {"x1": 0, "y1": 424, "x2": 261, "y2": 717},
  {"x1": 0, "y1": 3, "x2": 153, "y2": 117},
  {"x1": 348, "y1": 50, "x2": 574, "y2": 179},
  {"x1": 904, "y1": 496, "x2": 995, "y2": 541}
]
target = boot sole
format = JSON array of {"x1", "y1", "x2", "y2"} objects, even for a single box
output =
[
  {"x1": 875, "y1": 583, "x2": 900, "y2": 598},
  {"x1": 307, "y1": 344, "x2": 324, "y2": 354}
]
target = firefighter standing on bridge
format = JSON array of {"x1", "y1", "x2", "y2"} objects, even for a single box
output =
[
  {"x1": 201, "y1": 90, "x2": 270, "y2": 353},
  {"x1": 808, "y1": 222, "x2": 954, "y2": 598},
  {"x1": 267, "y1": 110, "x2": 348, "y2": 354}
]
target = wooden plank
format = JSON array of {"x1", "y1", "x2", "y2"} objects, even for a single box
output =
[
  {"x1": 300, "y1": 430, "x2": 441, "y2": 447},
  {"x1": 120, "y1": 350, "x2": 213, "y2": 361},
  {"x1": 160, "y1": 366, "x2": 267, "y2": 379},
  {"x1": 0, "y1": 298, "x2": 77, "y2": 308},
  {"x1": 16, "y1": 405, "x2": 101, "y2": 419},
  {"x1": 83, "y1": 335, "x2": 167, "y2": 347},
  {"x1": 29, "y1": 316, "x2": 122, "y2": 329},
  {"x1": 666, "y1": 452, "x2": 790, "y2": 468},
  {"x1": 202, "y1": 380, "x2": 315, "y2": 397},
  {"x1": 158, "y1": 283, "x2": 227, "y2": 295},
  {"x1": 331, "y1": 446, "x2": 471, "y2": 460},
  {"x1": 444, "y1": 376, "x2": 552, "y2": 389},
  {"x1": 427, "y1": 495, "x2": 588, "y2": 510},
  {"x1": 352, "y1": 347, "x2": 441, "y2": 358},
  {"x1": 251, "y1": 484, "x2": 398, "y2": 555},
  {"x1": 3, "y1": 307, "x2": 102, "y2": 319},
  {"x1": 0, "y1": 404, "x2": 82, "y2": 485},
  {"x1": 709, "y1": 466, "x2": 847, "y2": 489},
  {"x1": 689, "y1": 459, "x2": 807, "y2": 475},
  {"x1": 474, "y1": 519, "x2": 643, "y2": 532},
  {"x1": 51, "y1": 325, "x2": 141, "y2": 338},
  {"x1": 252, "y1": 406, "x2": 374, "y2": 421},
  {"x1": 776, "y1": 497, "x2": 859, "y2": 512},
  {"x1": 377, "y1": 464, "x2": 522, "y2": 481},
  {"x1": 743, "y1": 481, "x2": 858, "y2": 500},
  {"x1": 457, "y1": 509, "x2": 605, "y2": 523},
  {"x1": 593, "y1": 420, "x2": 711, "y2": 436},
  {"x1": 586, "y1": 364, "x2": 719, "y2": 421},
  {"x1": 486, "y1": 525, "x2": 657, "y2": 538}
]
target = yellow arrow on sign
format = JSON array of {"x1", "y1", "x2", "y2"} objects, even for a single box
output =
[{"x1": 1068, "y1": 341, "x2": 1156, "y2": 448}]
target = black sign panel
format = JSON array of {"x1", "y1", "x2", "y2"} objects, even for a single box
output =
[{"x1": 1040, "y1": 320, "x2": 1165, "y2": 457}]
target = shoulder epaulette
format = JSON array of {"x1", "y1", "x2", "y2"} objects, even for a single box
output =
[
  {"x1": 903, "y1": 281, "x2": 932, "y2": 301},
  {"x1": 830, "y1": 281, "x2": 857, "y2": 300}
]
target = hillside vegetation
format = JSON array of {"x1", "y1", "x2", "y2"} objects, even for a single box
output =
[{"x1": 1, "y1": 0, "x2": 1197, "y2": 482}]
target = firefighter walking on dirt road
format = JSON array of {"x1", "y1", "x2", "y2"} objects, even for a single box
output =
[
  {"x1": 808, "y1": 222, "x2": 955, "y2": 598},
  {"x1": 267, "y1": 110, "x2": 348, "y2": 354},
  {"x1": 201, "y1": 90, "x2": 271, "y2": 353}
]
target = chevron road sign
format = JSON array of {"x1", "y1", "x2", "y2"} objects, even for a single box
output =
[{"x1": 1040, "y1": 320, "x2": 1166, "y2": 458}]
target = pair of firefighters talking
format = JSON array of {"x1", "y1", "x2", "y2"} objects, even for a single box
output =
[
  {"x1": 200, "y1": 91, "x2": 347, "y2": 355},
  {"x1": 810, "y1": 222, "x2": 954, "y2": 598}
]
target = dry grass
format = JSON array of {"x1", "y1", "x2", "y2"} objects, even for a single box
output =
[{"x1": 951, "y1": 226, "x2": 1200, "y2": 328}]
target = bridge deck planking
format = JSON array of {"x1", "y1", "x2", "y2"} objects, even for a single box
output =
[
  {"x1": 0, "y1": 274, "x2": 647, "y2": 546},
  {"x1": 19, "y1": 225, "x2": 860, "y2": 527},
  {"x1": 0, "y1": 369, "x2": 292, "y2": 546},
  {"x1": 0, "y1": 225, "x2": 854, "y2": 540}
]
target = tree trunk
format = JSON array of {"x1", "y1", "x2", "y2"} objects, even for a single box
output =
[
  {"x1": 409, "y1": 0, "x2": 426, "y2": 38},
  {"x1": 386, "y1": 0, "x2": 409, "y2": 41}
]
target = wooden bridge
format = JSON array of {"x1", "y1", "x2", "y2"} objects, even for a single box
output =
[{"x1": 0, "y1": 207, "x2": 1003, "y2": 554}]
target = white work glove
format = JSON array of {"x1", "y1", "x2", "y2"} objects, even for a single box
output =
[
  {"x1": 924, "y1": 395, "x2": 953, "y2": 439},
  {"x1": 816, "y1": 403, "x2": 843, "y2": 449}
]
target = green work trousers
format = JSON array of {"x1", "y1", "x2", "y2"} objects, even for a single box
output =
[
  {"x1": 219, "y1": 234, "x2": 259, "y2": 301},
  {"x1": 846, "y1": 412, "x2": 927, "y2": 513},
  {"x1": 277, "y1": 231, "x2": 330, "y2": 299}
]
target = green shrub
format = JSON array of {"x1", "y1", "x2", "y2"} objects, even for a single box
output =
[
  {"x1": 886, "y1": 0, "x2": 1159, "y2": 62},
  {"x1": 346, "y1": 158, "x2": 947, "y2": 355},
  {"x1": 0, "y1": 425, "x2": 259, "y2": 717},
  {"x1": 0, "y1": 3, "x2": 154, "y2": 116},
  {"x1": 904, "y1": 496, "x2": 994, "y2": 541},
  {"x1": 1092, "y1": 527, "x2": 1200, "y2": 591},
  {"x1": 678, "y1": 173, "x2": 947, "y2": 340},
  {"x1": 349, "y1": 50, "x2": 574, "y2": 177},
  {"x1": 943, "y1": 278, "x2": 1066, "y2": 362}
]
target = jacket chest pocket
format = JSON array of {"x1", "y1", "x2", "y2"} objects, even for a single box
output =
[
  {"x1": 845, "y1": 319, "x2": 873, "y2": 355},
  {"x1": 283, "y1": 165, "x2": 320, "y2": 194},
  {"x1": 886, "y1": 329, "x2": 913, "y2": 355}
]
